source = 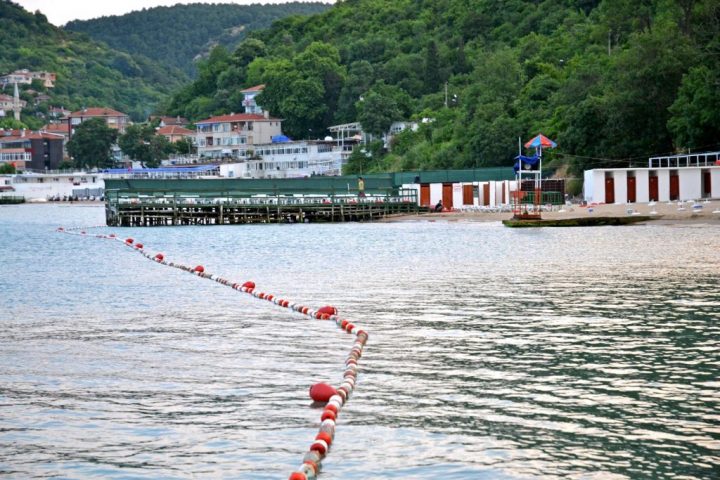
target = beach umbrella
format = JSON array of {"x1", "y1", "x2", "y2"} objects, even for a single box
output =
[{"x1": 524, "y1": 134, "x2": 557, "y2": 149}]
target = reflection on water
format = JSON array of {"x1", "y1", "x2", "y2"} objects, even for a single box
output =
[{"x1": 1, "y1": 205, "x2": 719, "y2": 479}]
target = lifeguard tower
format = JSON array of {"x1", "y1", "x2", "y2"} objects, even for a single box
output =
[{"x1": 511, "y1": 134, "x2": 556, "y2": 220}]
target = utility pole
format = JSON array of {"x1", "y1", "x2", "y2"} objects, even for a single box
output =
[{"x1": 444, "y1": 82, "x2": 448, "y2": 108}]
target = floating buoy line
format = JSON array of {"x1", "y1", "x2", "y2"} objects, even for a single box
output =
[{"x1": 57, "y1": 226, "x2": 368, "y2": 480}]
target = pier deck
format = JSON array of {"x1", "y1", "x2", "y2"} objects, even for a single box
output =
[{"x1": 105, "y1": 191, "x2": 421, "y2": 226}]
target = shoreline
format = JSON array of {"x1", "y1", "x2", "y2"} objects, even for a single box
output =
[{"x1": 382, "y1": 200, "x2": 720, "y2": 225}]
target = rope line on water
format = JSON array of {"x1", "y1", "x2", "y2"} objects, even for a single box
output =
[{"x1": 57, "y1": 226, "x2": 368, "y2": 480}]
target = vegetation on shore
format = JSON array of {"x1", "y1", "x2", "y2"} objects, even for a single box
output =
[{"x1": 163, "y1": 0, "x2": 720, "y2": 174}]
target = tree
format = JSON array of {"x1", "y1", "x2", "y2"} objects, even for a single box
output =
[
  {"x1": 0, "y1": 163, "x2": 16, "y2": 174},
  {"x1": 423, "y1": 40, "x2": 442, "y2": 94},
  {"x1": 118, "y1": 123, "x2": 173, "y2": 168},
  {"x1": 67, "y1": 118, "x2": 118, "y2": 169},
  {"x1": 173, "y1": 137, "x2": 195, "y2": 155},
  {"x1": 356, "y1": 90, "x2": 400, "y2": 137},
  {"x1": 0, "y1": 118, "x2": 29, "y2": 130},
  {"x1": 668, "y1": 65, "x2": 720, "y2": 150}
]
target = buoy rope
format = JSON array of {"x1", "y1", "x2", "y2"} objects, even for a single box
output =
[{"x1": 56, "y1": 226, "x2": 368, "y2": 480}]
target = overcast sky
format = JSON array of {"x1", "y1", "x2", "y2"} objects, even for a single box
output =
[{"x1": 16, "y1": 0, "x2": 322, "y2": 26}]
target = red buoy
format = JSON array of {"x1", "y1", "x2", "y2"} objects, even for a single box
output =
[
  {"x1": 309, "y1": 383, "x2": 337, "y2": 402},
  {"x1": 135, "y1": 243, "x2": 143, "y2": 249},
  {"x1": 57, "y1": 227, "x2": 64, "y2": 231},
  {"x1": 310, "y1": 439, "x2": 328, "y2": 456},
  {"x1": 317, "y1": 306, "x2": 338, "y2": 316},
  {"x1": 109, "y1": 233, "x2": 115, "y2": 238},
  {"x1": 315, "y1": 431, "x2": 332, "y2": 446},
  {"x1": 194, "y1": 265, "x2": 204, "y2": 273},
  {"x1": 321, "y1": 409, "x2": 336, "y2": 422},
  {"x1": 125, "y1": 238, "x2": 134, "y2": 244},
  {"x1": 155, "y1": 253, "x2": 164, "y2": 261},
  {"x1": 288, "y1": 473, "x2": 306, "y2": 480},
  {"x1": 242, "y1": 281, "x2": 255, "y2": 289}
]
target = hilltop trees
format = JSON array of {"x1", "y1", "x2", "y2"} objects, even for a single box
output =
[
  {"x1": 161, "y1": 0, "x2": 720, "y2": 173},
  {"x1": 67, "y1": 118, "x2": 118, "y2": 169}
]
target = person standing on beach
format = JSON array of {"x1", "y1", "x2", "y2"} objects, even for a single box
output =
[{"x1": 358, "y1": 176, "x2": 366, "y2": 198}]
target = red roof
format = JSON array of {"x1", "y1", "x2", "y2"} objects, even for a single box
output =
[
  {"x1": 195, "y1": 113, "x2": 278, "y2": 124},
  {"x1": 0, "y1": 129, "x2": 64, "y2": 141},
  {"x1": 42, "y1": 123, "x2": 70, "y2": 134},
  {"x1": 68, "y1": 107, "x2": 127, "y2": 118},
  {"x1": 241, "y1": 84, "x2": 265, "y2": 93},
  {"x1": 157, "y1": 125, "x2": 194, "y2": 136}
]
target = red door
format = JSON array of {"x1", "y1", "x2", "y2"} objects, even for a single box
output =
[
  {"x1": 605, "y1": 178, "x2": 615, "y2": 204},
  {"x1": 420, "y1": 184, "x2": 430, "y2": 206},
  {"x1": 703, "y1": 171, "x2": 711, "y2": 197},
  {"x1": 649, "y1": 176, "x2": 659, "y2": 201},
  {"x1": 442, "y1": 183, "x2": 453, "y2": 209},
  {"x1": 627, "y1": 176, "x2": 636, "y2": 203},
  {"x1": 462, "y1": 185, "x2": 474, "y2": 205},
  {"x1": 670, "y1": 174, "x2": 679, "y2": 200},
  {"x1": 482, "y1": 184, "x2": 490, "y2": 206}
]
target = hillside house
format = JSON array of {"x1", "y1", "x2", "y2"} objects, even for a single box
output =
[{"x1": 195, "y1": 113, "x2": 282, "y2": 159}]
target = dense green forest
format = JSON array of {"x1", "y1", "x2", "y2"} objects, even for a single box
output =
[
  {"x1": 0, "y1": 0, "x2": 185, "y2": 122},
  {"x1": 164, "y1": 0, "x2": 720, "y2": 175},
  {"x1": 65, "y1": 2, "x2": 331, "y2": 78}
]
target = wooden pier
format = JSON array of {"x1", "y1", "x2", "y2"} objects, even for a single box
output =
[{"x1": 105, "y1": 191, "x2": 422, "y2": 227}]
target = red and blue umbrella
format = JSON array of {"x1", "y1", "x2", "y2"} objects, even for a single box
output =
[{"x1": 524, "y1": 134, "x2": 557, "y2": 149}]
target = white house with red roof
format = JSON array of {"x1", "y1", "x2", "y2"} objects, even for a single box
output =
[
  {"x1": 0, "y1": 70, "x2": 56, "y2": 88},
  {"x1": 0, "y1": 93, "x2": 27, "y2": 111},
  {"x1": 157, "y1": 125, "x2": 195, "y2": 143},
  {"x1": 241, "y1": 84, "x2": 265, "y2": 114},
  {"x1": 67, "y1": 107, "x2": 130, "y2": 139},
  {"x1": 195, "y1": 112, "x2": 282, "y2": 159}
]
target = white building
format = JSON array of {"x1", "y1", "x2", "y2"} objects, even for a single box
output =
[
  {"x1": 584, "y1": 152, "x2": 720, "y2": 204},
  {"x1": 218, "y1": 139, "x2": 355, "y2": 179},
  {"x1": 402, "y1": 180, "x2": 515, "y2": 209},
  {"x1": 195, "y1": 113, "x2": 283, "y2": 159},
  {"x1": 0, "y1": 172, "x2": 105, "y2": 201},
  {"x1": 0, "y1": 70, "x2": 56, "y2": 88},
  {"x1": 241, "y1": 84, "x2": 265, "y2": 115}
]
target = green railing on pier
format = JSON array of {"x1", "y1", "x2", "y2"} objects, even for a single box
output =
[
  {"x1": 0, "y1": 196, "x2": 25, "y2": 205},
  {"x1": 106, "y1": 188, "x2": 418, "y2": 209}
]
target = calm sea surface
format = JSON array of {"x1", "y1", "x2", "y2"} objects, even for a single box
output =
[{"x1": 1, "y1": 204, "x2": 718, "y2": 479}]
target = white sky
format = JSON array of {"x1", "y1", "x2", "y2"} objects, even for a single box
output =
[{"x1": 16, "y1": 0, "x2": 322, "y2": 26}]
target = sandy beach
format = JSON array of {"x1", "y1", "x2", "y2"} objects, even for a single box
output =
[{"x1": 383, "y1": 200, "x2": 720, "y2": 225}]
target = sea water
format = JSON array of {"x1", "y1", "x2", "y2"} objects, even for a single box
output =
[{"x1": 1, "y1": 204, "x2": 718, "y2": 479}]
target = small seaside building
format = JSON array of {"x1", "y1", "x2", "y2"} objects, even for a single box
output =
[
  {"x1": 0, "y1": 171, "x2": 104, "y2": 201},
  {"x1": 0, "y1": 129, "x2": 64, "y2": 170},
  {"x1": 195, "y1": 113, "x2": 283, "y2": 159},
  {"x1": 218, "y1": 139, "x2": 355, "y2": 179},
  {"x1": 583, "y1": 151, "x2": 720, "y2": 204}
]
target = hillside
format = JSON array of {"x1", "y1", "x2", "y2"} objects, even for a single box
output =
[
  {"x1": 0, "y1": 0, "x2": 185, "y2": 123},
  {"x1": 163, "y1": 0, "x2": 720, "y2": 174},
  {"x1": 65, "y1": 2, "x2": 331, "y2": 78}
]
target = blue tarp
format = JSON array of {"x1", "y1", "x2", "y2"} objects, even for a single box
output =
[
  {"x1": 513, "y1": 154, "x2": 540, "y2": 172},
  {"x1": 271, "y1": 135, "x2": 292, "y2": 143},
  {"x1": 103, "y1": 165, "x2": 218, "y2": 174}
]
